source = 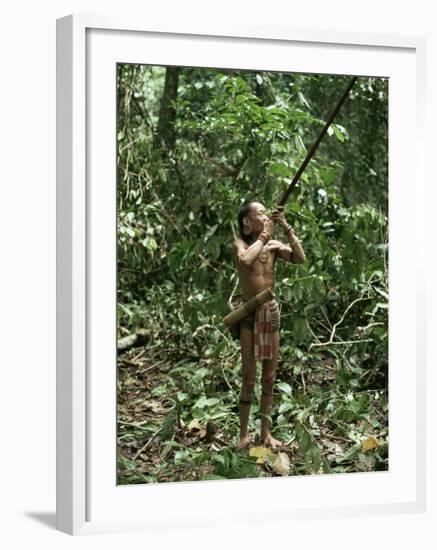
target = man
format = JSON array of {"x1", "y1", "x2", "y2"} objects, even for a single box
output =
[{"x1": 233, "y1": 201, "x2": 306, "y2": 450}]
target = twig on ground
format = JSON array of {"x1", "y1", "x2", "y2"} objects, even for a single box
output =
[
  {"x1": 310, "y1": 339, "x2": 373, "y2": 350},
  {"x1": 321, "y1": 431, "x2": 349, "y2": 443},
  {"x1": 309, "y1": 296, "x2": 371, "y2": 350},
  {"x1": 142, "y1": 359, "x2": 167, "y2": 374},
  {"x1": 132, "y1": 349, "x2": 146, "y2": 362},
  {"x1": 134, "y1": 426, "x2": 163, "y2": 460},
  {"x1": 118, "y1": 420, "x2": 150, "y2": 429}
]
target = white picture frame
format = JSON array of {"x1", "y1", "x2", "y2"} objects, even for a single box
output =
[{"x1": 56, "y1": 14, "x2": 427, "y2": 535}]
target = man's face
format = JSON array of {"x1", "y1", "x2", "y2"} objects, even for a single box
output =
[{"x1": 246, "y1": 202, "x2": 268, "y2": 235}]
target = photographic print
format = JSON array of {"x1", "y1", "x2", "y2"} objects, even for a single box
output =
[{"x1": 116, "y1": 64, "x2": 388, "y2": 484}]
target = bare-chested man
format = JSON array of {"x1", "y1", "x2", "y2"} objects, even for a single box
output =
[{"x1": 233, "y1": 201, "x2": 306, "y2": 450}]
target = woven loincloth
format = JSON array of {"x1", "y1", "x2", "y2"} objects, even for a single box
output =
[{"x1": 234, "y1": 299, "x2": 280, "y2": 361}]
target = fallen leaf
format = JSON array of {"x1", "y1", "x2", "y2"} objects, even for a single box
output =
[
  {"x1": 332, "y1": 443, "x2": 343, "y2": 455},
  {"x1": 272, "y1": 452, "x2": 291, "y2": 476},
  {"x1": 249, "y1": 446, "x2": 275, "y2": 464},
  {"x1": 146, "y1": 400, "x2": 166, "y2": 414},
  {"x1": 188, "y1": 419, "x2": 202, "y2": 431},
  {"x1": 362, "y1": 436, "x2": 379, "y2": 451},
  {"x1": 187, "y1": 419, "x2": 207, "y2": 438}
]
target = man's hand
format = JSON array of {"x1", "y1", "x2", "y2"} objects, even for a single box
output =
[
  {"x1": 271, "y1": 206, "x2": 288, "y2": 229},
  {"x1": 263, "y1": 218, "x2": 276, "y2": 237},
  {"x1": 266, "y1": 239, "x2": 284, "y2": 253}
]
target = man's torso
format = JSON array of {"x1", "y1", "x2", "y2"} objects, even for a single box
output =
[{"x1": 235, "y1": 243, "x2": 277, "y2": 299}]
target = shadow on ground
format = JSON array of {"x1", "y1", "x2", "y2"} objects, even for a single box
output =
[{"x1": 25, "y1": 511, "x2": 56, "y2": 530}]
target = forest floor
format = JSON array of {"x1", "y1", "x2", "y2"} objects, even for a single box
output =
[{"x1": 117, "y1": 341, "x2": 388, "y2": 485}]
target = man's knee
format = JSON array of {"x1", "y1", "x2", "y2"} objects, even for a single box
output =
[
  {"x1": 261, "y1": 372, "x2": 276, "y2": 395},
  {"x1": 240, "y1": 377, "x2": 256, "y2": 404}
]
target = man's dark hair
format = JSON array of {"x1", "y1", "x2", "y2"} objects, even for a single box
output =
[{"x1": 238, "y1": 200, "x2": 255, "y2": 243}]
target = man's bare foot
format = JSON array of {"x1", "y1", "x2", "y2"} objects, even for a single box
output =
[
  {"x1": 260, "y1": 433, "x2": 283, "y2": 449},
  {"x1": 235, "y1": 435, "x2": 252, "y2": 451}
]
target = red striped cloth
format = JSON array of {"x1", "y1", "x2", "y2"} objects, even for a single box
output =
[{"x1": 254, "y1": 303, "x2": 273, "y2": 360}]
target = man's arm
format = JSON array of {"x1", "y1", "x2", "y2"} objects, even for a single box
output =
[
  {"x1": 271, "y1": 207, "x2": 306, "y2": 264},
  {"x1": 233, "y1": 237, "x2": 266, "y2": 267},
  {"x1": 233, "y1": 218, "x2": 276, "y2": 267},
  {"x1": 272, "y1": 237, "x2": 306, "y2": 264}
]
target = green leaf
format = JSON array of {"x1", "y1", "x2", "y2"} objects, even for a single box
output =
[
  {"x1": 142, "y1": 237, "x2": 158, "y2": 251},
  {"x1": 298, "y1": 91, "x2": 311, "y2": 109},
  {"x1": 311, "y1": 446, "x2": 321, "y2": 473},
  {"x1": 176, "y1": 391, "x2": 189, "y2": 403},
  {"x1": 278, "y1": 402, "x2": 294, "y2": 414},
  {"x1": 295, "y1": 134, "x2": 307, "y2": 154},
  {"x1": 194, "y1": 396, "x2": 207, "y2": 409},
  {"x1": 204, "y1": 397, "x2": 220, "y2": 407},
  {"x1": 276, "y1": 381, "x2": 293, "y2": 397}
]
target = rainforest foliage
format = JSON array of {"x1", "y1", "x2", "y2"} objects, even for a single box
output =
[{"x1": 116, "y1": 64, "x2": 388, "y2": 484}]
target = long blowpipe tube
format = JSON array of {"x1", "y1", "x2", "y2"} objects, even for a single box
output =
[{"x1": 278, "y1": 76, "x2": 358, "y2": 207}]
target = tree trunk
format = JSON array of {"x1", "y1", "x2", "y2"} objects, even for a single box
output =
[{"x1": 155, "y1": 67, "x2": 180, "y2": 151}]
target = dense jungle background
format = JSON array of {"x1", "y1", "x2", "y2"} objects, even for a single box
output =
[{"x1": 116, "y1": 64, "x2": 388, "y2": 484}]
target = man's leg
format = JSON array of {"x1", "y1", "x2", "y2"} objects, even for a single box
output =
[
  {"x1": 260, "y1": 330, "x2": 282, "y2": 448},
  {"x1": 237, "y1": 326, "x2": 256, "y2": 450}
]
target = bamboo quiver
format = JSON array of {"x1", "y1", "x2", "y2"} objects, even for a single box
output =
[{"x1": 223, "y1": 287, "x2": 275, "y2": 328}]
